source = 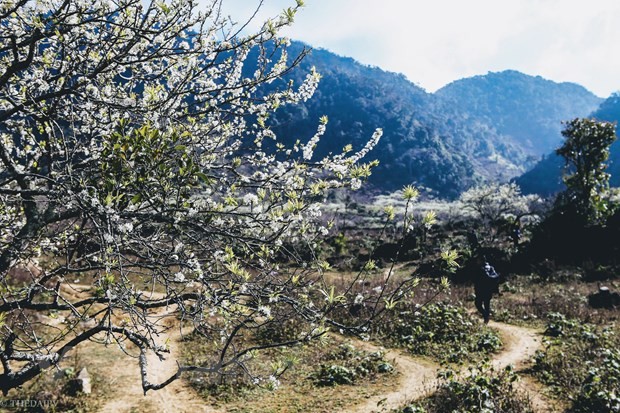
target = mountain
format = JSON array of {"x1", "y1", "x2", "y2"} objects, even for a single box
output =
[
  {"x1": 435, "y1": 70, "x2": 602, "y2": 157},
  {"x1": 516, "y1": 93, "x2": 620, "y2": 195},
  {"x1": 513, "y1": 153, "x2": 565, "y2": 196},
  {"x1": 265, "y1": 43, "x2": 603, "y2": 198}
]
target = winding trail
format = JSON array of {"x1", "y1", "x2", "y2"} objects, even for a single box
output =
[
  {"x1": 97, "y1": 306, "x2": 215, "y2": 413},
  {"x1": 61, "y1": 284, "x2": 552, "y2": 412},
  {"x1": 89, "y1": 313, "x2": 550, "y2": 413},
  {"x1": 350, "y1": 321, "x2": 547, "y2": 413},
  {"x1": 61, "y1": 284, "x2": 217, "y2": 413}
]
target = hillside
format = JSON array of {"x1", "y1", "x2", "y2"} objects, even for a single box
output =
[
  {"x1": 269, "y1": 44, "x2": 488, "y2": 198},
  {"x1": 436, "y1": 70, "x2": 602, "y2": 156},
  {"x1": 516, "y1": 93, "x2": 620, "y2": 195},
  {"x1": 267, "y1": 44, "x2": 603, "y2": 197}
]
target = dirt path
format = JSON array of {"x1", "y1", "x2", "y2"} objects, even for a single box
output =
[
  {"x1": 350, "y1": 321, "x2": 548, "y2": 413},
  {"x1": 349, "y1": 345, "x2": 438, "y2": 413},
  {"x1": 60, "y1": 284, "x2": 217, "y2": 413},
  {"x1": 62, "y1": 284, "x2": 552, "y2": 413},
  {"x1": 487, "y1": 321, "x2": 540, "y2": 370},
  {"x1": 489, "y1": 321, "x2": 560, "y2": 413},
  {"x1": 97, "y1": 305, "x2": 215, "y2": 413}
]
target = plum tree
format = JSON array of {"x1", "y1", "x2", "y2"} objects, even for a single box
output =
[{"x1": 0, "y1": 0, "x2": 391, "y2": 394}]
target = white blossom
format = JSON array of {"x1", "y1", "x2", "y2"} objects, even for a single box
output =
[
  {"x1": 174, "y1": 272, "x2": 186, "y2": 283},
  {"x1": 257, "y1": 305, "x2": 271, "y2": 318},
  {"x1": 118, "y1": 222, "x2": 134, "y2": 234}
]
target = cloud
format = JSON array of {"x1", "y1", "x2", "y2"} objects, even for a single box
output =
[{"x1": 208, "y1": 0, "x2": 620, "y2": 97}]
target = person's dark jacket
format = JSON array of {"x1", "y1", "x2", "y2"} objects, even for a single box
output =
[{"x1": 475, "y1": 263, "x2": 500, "y2": 298}]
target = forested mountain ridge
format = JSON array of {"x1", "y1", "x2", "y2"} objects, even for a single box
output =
[
  {"x1": 269, "y1": 44, "x2": 482, "y2": 197},
  {"x1": 516, "y1": 93, "x2": 620, "y2": 195},
  {"x1": 265, "y1": 42, "x2": 603, "y2": 197},
  {"x1": 436, "y1": 70, "x2": 602, "y2": 157}
]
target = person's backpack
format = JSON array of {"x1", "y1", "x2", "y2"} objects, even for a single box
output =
[{"x1": 483, "y1": 262, "x2": 500, "y2": 293}]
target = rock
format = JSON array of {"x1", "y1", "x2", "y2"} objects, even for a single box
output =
[
  {"x1": 588, "y1": 286, "x2": 620, "y2": 309},
  {"x1": 66, "y1": 368, "x2": 91, "y2": 395},
  {"x1": 77, "y1": 368, "x2": 92, "y2": 394}
]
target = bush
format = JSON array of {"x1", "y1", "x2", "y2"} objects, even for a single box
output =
[
  {"x1": 380, "y1": 303, "x2": 502, "y2": 362},
  {"x1": 533, "y1": 312, "x2": 620, "y2": 413},
  {"x1": 402, "y1": 362, "x2": 534, "y2": 413},
  {"x1": 571, "y1": 349, "x2": 620, "y2": 413},
  {"x1": 313, "y1": 364, "x2": 356, "y2": 386},
  {"x1": 311, "y1": 343, "x2": 394, "y2": 386}
]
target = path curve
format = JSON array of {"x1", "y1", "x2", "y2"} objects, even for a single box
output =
[
  {"x1": 488, "y1": 320, "x2": 540, "y2": 370},
  {"x1": 61, "y1": 284, "x2": 218, "y2": 413},
  {"x1": 61, "y1": 284, "x2": 550, "y2": 413},
  {"x1": 98, "y1": 305, "x2": 216, "y2": 413},
  {"x1": 350, "y1": 321, "x2": 544, "y2": 413}
]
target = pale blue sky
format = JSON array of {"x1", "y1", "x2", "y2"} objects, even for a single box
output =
[{"x1": 213, "y1": 0, "x2": 620, "y2": 97}]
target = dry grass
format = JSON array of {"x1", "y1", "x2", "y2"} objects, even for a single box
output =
[
  {"x1": 181, "y1": 333, "x2": 398, "y2": 413},
  {"x1": 445, "y1": 274, "x2": 620, "y2": 326}
]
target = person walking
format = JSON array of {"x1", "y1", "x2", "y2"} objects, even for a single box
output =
[{"x1": 475, "y1": 260, "x2": 500, "y2": 324}]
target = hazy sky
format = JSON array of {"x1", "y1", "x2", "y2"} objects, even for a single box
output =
[{"x1": 214, "y1": 0, "x2": 620, "y2": 97}]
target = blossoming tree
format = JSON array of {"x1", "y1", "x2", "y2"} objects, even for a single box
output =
[
  {"x1": 0, "y1": 0, "x2": 389, "y2": 394},
  {"x1": 458, "y1": 183, "x2": 542, "y2": 243}
]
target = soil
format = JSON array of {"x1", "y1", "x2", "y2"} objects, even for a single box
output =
[
  {"x1": 349, "y1": 320, "x2": 553, "y2": 413},
  {"x1": 58, "y1": 284, "x2": 555, "y2": 412},
  {"x1": 97, "y1": 309, "x2": 214, "y2": 413},
  {"x1": 62, "y1": 284, "x2": 219, "y2": 413}
]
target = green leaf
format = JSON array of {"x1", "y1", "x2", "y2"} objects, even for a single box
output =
[{"x1": 195, "y1": 172, "x2": 212, "y2": 184}]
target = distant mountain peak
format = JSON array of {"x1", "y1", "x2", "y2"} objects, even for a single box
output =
[
  {"x1": 268, "y1": 41, "x2": 605, "y2": 197},
  {"x1": 435, "y1": 70, "x2": 602, "y2": 156}
]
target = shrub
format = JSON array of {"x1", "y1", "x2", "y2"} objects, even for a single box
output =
[
  {"x1": 380, "y1": 302, "x2": 502, "y2": 362},
  {"x1": 533, "y1": 312, "x2": 620, "y2": 413},
  {"x1": 402, "y1": 362, "x2": 534, "y2": 413},
  {"x1": 571, "y1": 349, "x2": 620, "y2": 413},
  {"x1": 311, "y1": 343, "x2": 394, "y2": 386}
]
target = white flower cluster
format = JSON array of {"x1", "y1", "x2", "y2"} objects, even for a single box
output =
[
  {"x1": 349, "y1": 128, "x2": 383, "y2": 163},
  {"x1": 0, "y1": 0, "x2": 387, "y2": 393},
  {"x1": 302, "y1": 123, "x2": 327, "y2": 161},
  {"x1": 257, "y1": 305, "x2": 272, "y2": 318}
]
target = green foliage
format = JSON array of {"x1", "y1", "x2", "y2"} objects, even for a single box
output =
[
  {"x1": 311, "y1": 343, "x2": 393, "y2": 386},
  {"x1": 381, "y1": 303, "x2": 502, "y2": 362},
  {"x1": 402, "y1": 362, "x2": 534, "y2": 413},
  {"x1": 439, "y1": 248, "x2": 460, "y2": 274},
  {"x1": 98, "y1": 122, "x2": 203, "y2": 209},
  {"x1": 518, "y1": 93, "x2": 620, "y2": 196},
  {"x1": 313, "y1": 364, "x2": 355, "y2": 386},
  {"x1": 572, "y1": 349, "x2": 620, "y2": 413},
  {"x1": 333, "y1": 232, "x2": 348, "y2": 256},
  {"x1": 533, "y1": 313, "x2": 620, "y2": 412},
  {"x1": 556, "y1": 118, "x2": 617, "y2": 224}
]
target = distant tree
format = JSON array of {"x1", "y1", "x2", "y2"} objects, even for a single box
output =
[
  {"x1": 458, "y1": 183, "x2": 542, "y2": 240},
  {"x1": 0, "y1": 0, "x2": 395, "y2": 395},
  {"x1": 555, "y1": 118, "x2": 617, "y2": 224}
]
